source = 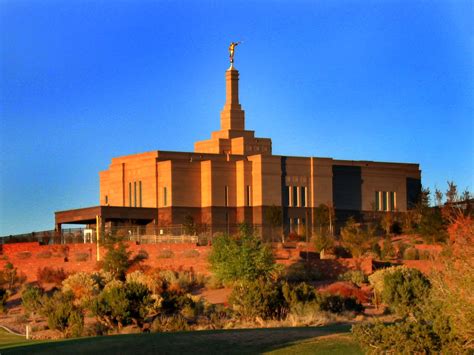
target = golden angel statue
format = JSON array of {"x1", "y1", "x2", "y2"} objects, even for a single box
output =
[{"x1": 229, "y1": 41, "x2": 242, "y2": 64}]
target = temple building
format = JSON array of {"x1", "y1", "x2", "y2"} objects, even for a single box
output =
[{"x1": 55, "y1": 55, "x2": 421, "y2": 237}]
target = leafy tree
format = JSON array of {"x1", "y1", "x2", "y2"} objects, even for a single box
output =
[
  {"x1": 41, "y1": 291, "x2": 83, "y2": 337},
  {"x1": 102, "y1": 237, "x2": 132, "y2": 280},
  {"x1": 208, "y1": 228, "x2": 279, "y2": 283},
  {"x1": 314, "y1": 203, "x2": 335, "y2": 236},
  {"x1": 435, "y1": 188, "x2": 444, "y2": 207},
  {"x1": 446, "y1": 181, "x2": 458, "y2": 203},
  {"x1": 21, "y1": 285, "x2": 44, "y2": 317},
  {"x1": 340, "y1": 217, "x2": 376, "y2": 258},
  {"x1": 91, "y1": 283, "x2": 130, "y2": 331}
]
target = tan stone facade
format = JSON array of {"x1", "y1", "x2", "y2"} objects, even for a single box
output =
[{"x1": 57, "y1": 64, "x2": 421, "y2": 235}]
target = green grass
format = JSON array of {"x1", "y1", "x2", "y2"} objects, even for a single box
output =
[
  {"x1": 0, "y1": 329, "x2": 32, "y2": 349},
  {"x1": 0, "y1": 324, "x2": 362, "y2": 354}
]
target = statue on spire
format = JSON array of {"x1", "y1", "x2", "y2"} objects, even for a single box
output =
[{"x1": 228, "y1": 41, "x2": 242, "y2": 64}]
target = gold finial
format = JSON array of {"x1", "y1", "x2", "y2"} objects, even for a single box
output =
[{"x1": 228, "y1": 41, "x2": 242, "y2": 64}]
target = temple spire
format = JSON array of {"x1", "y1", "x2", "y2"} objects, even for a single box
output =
[{"x1": 220, "y1": 65, "x2": 245, "y2": 130}]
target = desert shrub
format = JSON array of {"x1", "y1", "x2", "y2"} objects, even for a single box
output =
[
  {"x1": 21, "y1": 285, "x2": 44, "y2": 316},
  {"x1": 229, "y1": 278, "x2": 287, "y2": 320},
  {"x1": 284, "y1": 262, "x2": 321, "y2": 282},
  {"x1": 37, "y1": 267, "x2": 68, "y2": 286},
  {"x1": 396, "y1": 242, "x2": 409, "y2": 258},
  {"x1": 206, "y1": 275, "x2": 224, "y2": 290},
  {"x1": 62, "y1": 272, "x2": 99, "y2": 306},
  {"x1": 403, "y1": 247, "x2": 419, "y2": 260},
  {"x1": 368, "y1": 266, "x2": 406, "y2": 299},
  {"x1": 0, "y1": 288, "x2": 9, "y2": 313},
  {"x1": 91, "y1": 281, "x2": 152, "y2": 331},
  {"x1": 124, "y1": 281, "x2": 153, "y2": 327},
  {"x1": 0, "y1": 262, "x2": 26, "y2": 292},
  {"x1": 352, "y1": 321, "x2": 443, "y2": 354},
  {"x1": 382, "y1": 267, "x2": 430, "y2": 317},
  {"x1": 130, "y1": 249, "x2": 149, "y2": 265},
  {"x1": 90, "y1": 282, "x2": 130, "y2": 331},
  {"x1": 418, "y1": 250, "x2": 431, "y2": 260},
  {"x1": 41, "y1": 291, "x2": 84, "y2": 337},
  {"x1": 151, "y1": 314, "x2": 189, "y2": 332},
  {"x1": 102, "y1": 238, "x2": 132, "y2": 280},
  {"x1": 338, "y1": 270, "x2": 367, "y2": 286},
  {"x1": 36, "y1": 250, "x2": 52, "y2": 259},
  {"x1": 16, "y1": 251, "x2": 32, "y2": 260},
  {"x1": 183, "y1": 249, "x2": 200, "y2": 258},
  {"x1": 282, "y1": 282, "x2": 318, "y2": 310},
  {"x1": 418, "y1": 207, "x2": 447, "y2": 243},
  {"x1": 313, "y1": 232, "x2": 334, "y2": 253},
  {"x1": 380, "y1": 238, "x2": 395, "y2": 260},
  {"x1": 340, "y1": 218, "x2": 377, "y2": 257},
  {"x1": 157, "y1": 269, "x2": 205, "y2": 293},
  {"x1": 91, "y1": 271, "x2": 114, "y2": 290},
  {"x1": 74, "y1": 252, "x2": 89, "y2": 262},
  {"x1": 209, "y1": 231, "x2": 279, "y2": 283},
  {"x1": 157, "y1": 250, "x2": 174, "y2": 259},
  {"x1": 319, "y1": 294, "x2": 364, "y2": 314}
]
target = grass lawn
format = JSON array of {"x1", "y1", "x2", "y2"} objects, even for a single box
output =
[
  {"x1": 0, "y1": 329, "x2": 32, "y2": 349},
  {"x1": 0, "y1": 323, "x2": 362, "y2": 354}
]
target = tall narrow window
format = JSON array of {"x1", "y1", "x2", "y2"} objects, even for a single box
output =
[
  {"x1": 139, "y1": 181, "x2": 142, "y2": 207},
  {"x1": 390, "y1": 191, "x2": 396, "y2": 211},
  {"x1": 300, "y1": 187, "x2": 307, "y2": 207},
  {"x1": 287, "y1": 186, "x2": 292, "y2": 206},
  {"x1": 375, "y1": 191, "x2": 380, "y2": 211},
  {"x1": 129, "y1": 182, "x2": 132, "y2": 207},
  {"x1": 224, "y1": 186, "x2": 229, "y2": 207},
  {"x1": 382, "y1": 191, "x2": 388, "y2": 211},
  {"x1": 134, "y1": 182, "x2": 137, "y2": 207},
  {"x1": 163, "y1": 187, "x2": 167, "y2": 207},
  {"x1": 246, "y1": 185, "x2": 251, "y2": 206},
  {"x1": 292, "y1": 186, "x2": 298, "y2": 207},
  {"x1": 105, "y1": 195, "x2": 108, "y2": 205}
]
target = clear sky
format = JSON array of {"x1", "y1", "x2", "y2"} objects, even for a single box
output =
[{"x1": 1, "y1": 0, "x2": 473, "y2": 235}]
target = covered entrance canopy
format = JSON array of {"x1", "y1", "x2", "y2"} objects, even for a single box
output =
[{"x1": 55, "y1": 206, "x2": 158, "y2": 231}]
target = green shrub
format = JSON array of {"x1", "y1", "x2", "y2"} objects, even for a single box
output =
[
  {"x1": 209, "y1": 231, "x2": 279, "y2": 283},
  {"x1": 90, "y1": 282, "x2": 130, "y2": 331},
  {"x1": 284, "y1": 262, "x2": 321, "y2": 282},
  {"x1": 21, "y1": 285, "x2": 44, "y2": 316},
  {"x1": 381, "y1": 238, "x2": 396, "y2": 260},
  {"x1": 102, "y1": 237, "x2": 132, "y2": 280},
  {"x1": 229, "y1": 278, "x2": 287, "y2": 320},
  {"x1": 319, "y1": 294, "x2": 364, "y2": 314},
  {"x1": 338, "y1": 270, "x2": 367, "y2": 286},
  {"x1": 36, "y1": 251, "x2": 52, "y2": 259},
  {"x1": 313, "y1": 232, "x2": 334, "y2": 253},
  {"x1": 340, "y1": 218, "x2": 377, "y2": 257},
  {"x1": 41, "y1": 291, "x2": 83, "y2": 337},
  {"x1": 282, "y1": 282, "x2": 319, "y2": 309},
  {"x1": 403, "y1": 247, "x2": 419, "y2": 260},
  {"x1": 352, "y1": 321, "x2": 443, "y2": 354},
  {"x1": 124, "y1": 282, "x2": 152, "y2": 327},
  {"x1": 382, "y1": 267, "x2": 430, "y2": 317},
  {"x1": 151, "y1": 314, "x2": 189, "y2": 332},
  {"x1": 157, "y1": 250, "x2": 174, "y2": 259},
  {"x1": 0, "y1": 262, "x2": 26, "y2": 292}
]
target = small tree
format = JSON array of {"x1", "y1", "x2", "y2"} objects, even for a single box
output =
[
  {"x1": 21, "y1": 285, "x2": 44, "y2": 317},
  {"x1": 41, "y1": 291, "x2": 84, "y2": 337},
  {"x1": 209, "y1": 229, "x2": 279, "y2": 283},
  {"x1": 102, "y1": 237, "x2": 132, "y2": 280},
  {"x1": 340, "y1": 218, "x2": 376, "y2": 258}
]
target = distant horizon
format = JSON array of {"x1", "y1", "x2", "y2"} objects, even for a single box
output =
[{"x1": 1, "y1": 1, "x2": 472, "y2": 235}]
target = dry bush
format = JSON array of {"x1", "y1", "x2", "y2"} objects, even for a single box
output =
[
  {"x1": 37, "y1": 267, "x2": 68, "y2": 287},
  {"x1": 157, "y1": 250, "x2": 174, "y2": 259},
  {"x1": 36, "y1": 250, "x2": 52, "y2": 259},
  {"x1": 75, "y1": 252, "x2": 89, "y2": 262},
  {"x1": 16, "y1": 251, "x2": 32, "y2": 260},
  {"x1": 183, "y1": 249, "x2": 200, "y2": 258},
  {"x1": 62, "y1": 272, "x2": 99, "y2": 306},
  {"x1": 321, "y1": 281, "x2": 370, "y2": 304}
]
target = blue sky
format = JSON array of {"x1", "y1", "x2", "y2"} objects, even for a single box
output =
[{"x1": 1, "y1": 0, "x2": 473, "y2": 235}]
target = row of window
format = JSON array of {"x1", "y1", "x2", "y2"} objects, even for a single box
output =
[
  {"x1": 286, "y1": 186, "x2": 308, "y2": 207},
  {"x1": 224, "y1": 185, "x2": 252, "y2": 207},
  {"x1": 129, "y1": 181, "x2": 143, "y2": 207},
  {"x1": 375, "y1": 191, "x2": 397, "y2": 211}
]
